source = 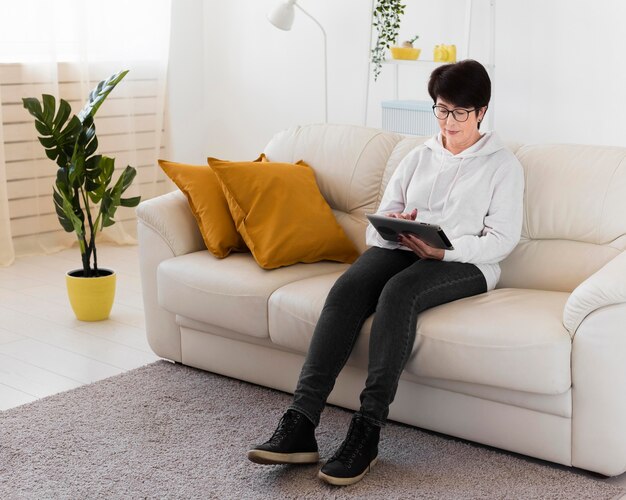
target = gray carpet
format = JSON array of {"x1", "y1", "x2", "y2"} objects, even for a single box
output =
[{"x1": 1, "y1": 361, "x2": 624, "y2": 499}]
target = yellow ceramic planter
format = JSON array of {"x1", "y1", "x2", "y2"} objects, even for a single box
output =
[
  {"x1": 390, "y1": 47, "x2": 421, "y2": 60},
  {"x1": 66, "y1": 269, "x2": 116, "y2": 321}
]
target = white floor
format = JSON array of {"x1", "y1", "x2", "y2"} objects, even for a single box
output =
[
  {"x1": 1, "y1": 243, "x2": 626, "y2": 495},
  {"x1": 0, "y1": 243, "x2": 159, "y2": 411}
]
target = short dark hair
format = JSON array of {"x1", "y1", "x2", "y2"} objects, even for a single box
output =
[{"x1": 428, "y1": 59, "x2": 491, "y2": 125}]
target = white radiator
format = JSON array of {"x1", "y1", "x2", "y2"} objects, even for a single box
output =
[{"x1": 381, "y1": 100, "x2": 439, "y2": 136}]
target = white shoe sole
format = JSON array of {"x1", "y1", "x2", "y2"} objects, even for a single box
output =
[
  {"x1": 247, "y1": 449, "x2": 319, "y2": 465},
  {"x1": 318, "y1": 457, "x2": 378, "y2": 486}
]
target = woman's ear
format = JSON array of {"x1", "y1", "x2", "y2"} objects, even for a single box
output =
[{"x1": 478, "y1": 106, "x2": 488, "y2": 123}]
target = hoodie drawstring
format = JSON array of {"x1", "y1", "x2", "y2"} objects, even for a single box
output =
[
  {"x1": 427, "y1": 152, "x2": 446, "y2": 212},
  {"x1": 427, "y1": 152, "x2": 464, "y2": 216},
  {"x1": 442, "y1": 158, "x2": 464, "y2": 216}
]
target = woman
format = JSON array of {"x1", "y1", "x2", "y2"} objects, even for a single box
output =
[{"x1": 247, "y1": 59, "x2": 524, "y2": 486}]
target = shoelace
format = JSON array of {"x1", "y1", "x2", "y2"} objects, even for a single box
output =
[
  {"x1": 331, "y1": 417, "x2": 374, "y2": 469},
  {"x1": 269, "y1": 411, "x2": 301, "y2": 445}
]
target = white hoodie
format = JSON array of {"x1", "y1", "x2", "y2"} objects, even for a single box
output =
[{"x1": 366, "y1": 131, "x2": 524, "y2": 290}]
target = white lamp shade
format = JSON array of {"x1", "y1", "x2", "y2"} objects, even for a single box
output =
[{"x1": 267, "y1": 1, "x2": 295, "y2": 31}]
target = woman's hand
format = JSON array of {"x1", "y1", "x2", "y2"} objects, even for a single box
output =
[
  {"x1": 398, "y1": 233, "x2": 445, "y2": 260},
  {"x1": 386, "y1": 208, "x2": 418, "y2": 220}
]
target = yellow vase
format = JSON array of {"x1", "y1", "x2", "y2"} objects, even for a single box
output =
[
  {"x1": 434, "y1": 44, "x2": 457, "y2": 62},
  {"x1": 66, "y1": 269, "x2": 116, "y2": 321}
]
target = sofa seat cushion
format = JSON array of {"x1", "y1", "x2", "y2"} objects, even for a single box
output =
[
  {"x1": 158, "y1": 251, "x2": 349, "y2": 339},
  {"x1": 269, "y1": 274, "x2": 571, "y2": 395},
  {"x1": 410, "y1": 288, "x2": 571, "y2": 394}
]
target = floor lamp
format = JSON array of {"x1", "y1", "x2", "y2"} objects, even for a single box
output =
[{"x1": 267, "y1": 0, "x2": 328, "y2": 123}]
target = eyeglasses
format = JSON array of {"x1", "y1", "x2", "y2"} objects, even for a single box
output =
[{"x1": 432, "y1": 105, "x2": 477, "y2": 122}]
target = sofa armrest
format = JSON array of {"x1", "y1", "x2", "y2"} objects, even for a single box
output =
[
  {"x1": 136, "y1": 190, "x2": 205, "y2": 362},
  {"x1": 135, "y1": 190, "x2": 205, "y2": 257},
  {"x1": 571, "y1": 302, "x2": 626, "y2": 475},
  {"x1": 563, "y1": 250, "x2": 626, "y2": 334}
]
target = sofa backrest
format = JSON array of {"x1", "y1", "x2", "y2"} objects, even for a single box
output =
[
  {"x1": 265, "y1": 124, "x2": 626, "y2": 293},
  {"x1": 264, "y1": 124, "x2": 405, "y2": 253},
  {"x1": 498, "y1": 144, "x2": 626, "y2": 292}
]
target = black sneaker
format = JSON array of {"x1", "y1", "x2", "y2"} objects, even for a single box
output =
[
  {"x1": 318, "y1": 414, "x2": 380, "y2": 486},
  {"x1": 247, "y1": 409, "x2": 319, "y2": 465}
]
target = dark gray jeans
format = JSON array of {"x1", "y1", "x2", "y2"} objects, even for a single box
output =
[{"x1": 289, "y1": 246, "x2": 487, "y2": 427}]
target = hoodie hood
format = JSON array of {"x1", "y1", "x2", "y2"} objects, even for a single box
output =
[
  {"x1": 424, "y1": 131, "x2": 506, "y2": 158},
  {"x1": 422, "y1": 132, "x2": 506, "y2": 214}
]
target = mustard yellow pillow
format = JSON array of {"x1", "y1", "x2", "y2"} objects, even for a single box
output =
[
  {"x1": 158, "y1": 159, "x2": 247, "y2": 258},
  {"x1": 208, "y1": 153, "x2": 268, "y2": 164},
  {"x1": 208, "y1": 157, "x2": 360, "y2": 269}
]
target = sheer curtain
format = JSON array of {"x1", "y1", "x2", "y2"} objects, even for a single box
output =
[{"x1": 0, "y1": 0, "x2": 172, "y2": 267}]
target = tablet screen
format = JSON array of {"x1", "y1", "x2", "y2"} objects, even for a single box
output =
[{"x1": 366, "y1": 213, "x2": 454, "y2": 250}]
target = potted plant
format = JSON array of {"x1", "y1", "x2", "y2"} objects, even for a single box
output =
[
  {"x1": 22, "y1": 70, "x2": 140, "y2": 321},
  {"x1": 371, "y1": 0, "x2": 406, "y2": 81}
]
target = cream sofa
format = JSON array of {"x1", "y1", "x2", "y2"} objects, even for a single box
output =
[{"x1": 137, "y1": 124, "x2": 626, "y2": 477}]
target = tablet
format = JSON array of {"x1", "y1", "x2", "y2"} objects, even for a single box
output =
[{"x1": 366, "y1": 213, "x2": 454, "y2": 250}]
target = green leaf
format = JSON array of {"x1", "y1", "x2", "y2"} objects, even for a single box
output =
[
  {"x1": 100, "y1": 156, "x2": 115, "y2": 185},
  {"x1": 61, "y1": 194, "x2": 84, "y2": 237},
  {"x1": 34, "y1": 120, "x2": 49, "y2": 136},
  {"x1": 68, "y1": 154, "x2": 85, "y2": 188},
  {"x1": 87, "y1": 156, "x2": 114, "y2": 204},
  {"x1": 85, "y1": 158, "x2": 102, "y2": 194},
  {"x1": 120, "y1": 195, "x2": 141, "y2": 207},
  {"x1": 55, "y1": 167, "x2": 71, "y2": 197},
  {"x1": 59, "y1": 115, "x2": 82, "y2": 139},
  {"x1": 23, "y1": 93, "x2": 82, "y2": 167},
  {"x1": 78, "y1": 70, "x2": 129, "y2": 122},
  {"x1": 22, "y1": 97, "x2": 43, "y2": 119},
  {"x1": 39, "y1": 135, "x2": 57, "y2": 148},
  {"x1": 117, "y1": 166, "x2": 137, "y2": 193},
  {"x1": 42, "y1": 94, "x2": 56, "y2": 124},
  {"x1": 53, "y1": 189, "x2": 75, "y2": 233},
  {"x1": 85, "y1": 154, "x2": 102, "y2": 170},
  {"x1": 99, "y1": 191, "x2": 115, "y2": 228},
  {"x1": 53, "y1": 175, "x2": 84, "y2": 238},
  {"x1": 98, "y1": 165, "x2": 137, "y2": 229},
  {"x1": 85, "y1": 135, "x2": 98, "y2": 157},
  {"x1": 55, "y1": 152, "x2": 70, "y2": 170},
  {"x1": 53, "y1": 100, "x2": 72, "y2": 129}
]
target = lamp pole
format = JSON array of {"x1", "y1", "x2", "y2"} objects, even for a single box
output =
[
  {"x1": 268, "y1": 1, "x2": 328, "y2": 123},
  {"x1": 295, "y1": 4, "x2": 328, "y2": 123},
  {"x1": 364, "y1": 0, "x2": 375, "y2": 126}
]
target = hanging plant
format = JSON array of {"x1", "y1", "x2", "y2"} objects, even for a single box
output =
[{"x1": 371, "y1": 0, "x2": 406, "y2": 81}]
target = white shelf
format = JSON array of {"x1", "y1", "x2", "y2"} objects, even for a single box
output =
[
  {"x1": 382, "y1": 58, "x2": 494, "y2": 70},
  {"x1": 365, "y1": 0, "x2": 497, "y2": 131},
  {"x1": 382, "y1": 58, "x2": 446, "y2": 66}
]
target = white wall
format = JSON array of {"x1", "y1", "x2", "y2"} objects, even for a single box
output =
[
  {"x1": 200, "y1": 0, "x2": 373, "y2": 159},
  {"x1": 496, "y1": 0, "x2": 626, "y2": 146},
  {"x1": 165, "y1": 0, "x2": 207, "y2": 163},
  {"x1": 167, "y1": 0, "x2": 626, "y2": 162}
]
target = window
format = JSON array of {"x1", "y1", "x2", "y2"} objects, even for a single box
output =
[
  {"x1": 0, "y1": 0, "x2": 171, "y2": 63},
  {"x1": 0, "y1": 0, "x2": 172, "y2": 262}
]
